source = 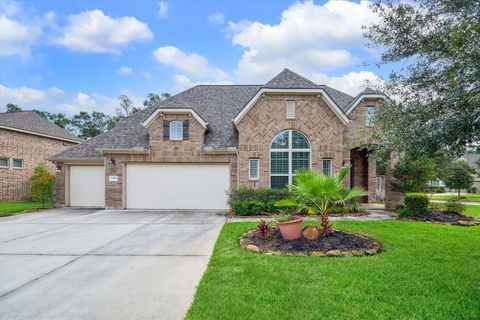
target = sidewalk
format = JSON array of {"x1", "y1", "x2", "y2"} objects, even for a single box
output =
[{"x1": 430, "y1": 200, "x2": 480, "y2": 206}]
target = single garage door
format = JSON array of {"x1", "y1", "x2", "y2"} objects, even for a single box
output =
[
  {"x1": 70, "y1": 165, "x2": 105, "y2": 207},
  {"x1": 126, "y1": 163, "x2": 230, "y2": 209}
]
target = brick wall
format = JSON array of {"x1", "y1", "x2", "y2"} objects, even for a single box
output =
[{"x1": 0, "y1": 128, "x2": 77, "y2": 201}]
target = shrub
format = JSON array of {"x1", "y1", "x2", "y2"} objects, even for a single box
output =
[
  {"x1": 468, "y1": 187, "x2": 477, "y2": 194},
  {"x1": 404, "y1": 193, "x2": 429, "y2": 215},
  {"x1": 428, "y1": 202, "x2": 445, "y2": 212},
  {"x1": 256, "y1": 220, "x2": 271, "y2": 239},
  {"x1": 445, "y1": 198, "x2": 465, "y2": 213},
  {"x1": 349, "y1": 202, "x2": 367, "y2": 213},
  {"x1": 29, "y1": 164, "x2": 55, "y2": 208},
  {"x1": 230, "y1": 200, "x2": 265, "y2": 216},
  {"x1": 426, "y1": 186, "x2": 445, "y2": 193}
]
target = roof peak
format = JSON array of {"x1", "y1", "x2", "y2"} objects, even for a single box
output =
[{"x1": 264, "y1": 68, "x2": 318, "y2": 89}]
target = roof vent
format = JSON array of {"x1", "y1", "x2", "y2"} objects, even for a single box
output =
[{"x1": 286, "y1": 100, "x2": 295, "y2": 119}]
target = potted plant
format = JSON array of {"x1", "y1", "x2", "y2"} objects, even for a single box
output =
[
  {"x1": 275, "y1": 213, "x2": 304, "y2": 240},
  {"x1": 276, "y1": 165, "x2": 366, "y2": 236}
]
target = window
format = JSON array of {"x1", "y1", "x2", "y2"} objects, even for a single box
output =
[
  {"x1": 249, "y1": 159, "x2": 259, "y2": 180},
  {"x1": 169, "y1": 121, "x2": 183, "y2": 140},
  {"x1": 322, "y1": 159, "x2": 332, "y2": 176},
  {"x1": 286, "y1": 100, "x2": 295, "y2": 119},
  {"x1": 270, "y1": 130, "x2": 310, "y2": 188},
  {"x1": 0, "y1": 157, "x2": 8, "y2": 168},
  {"x1": 366, "y1": 106, "x2": 375, "y2": 126},
  {"x1": 13, "y1": 159, "x2": 23, "y2": 168}
]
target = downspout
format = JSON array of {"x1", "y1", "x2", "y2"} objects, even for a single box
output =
[{"x1": 236, "y1": 149, "x2": 240, "y2": 189}]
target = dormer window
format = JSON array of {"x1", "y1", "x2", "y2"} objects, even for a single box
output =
[{"x1": 169, "y1": 121, "x2": 183, "y2": 140}]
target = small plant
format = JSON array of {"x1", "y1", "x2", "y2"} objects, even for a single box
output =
[
  {"x1": 445, "y1": 198, "x2": 465, "y2": 213},
  {"x1": 29, "y1": 164, "x2": 55, "y2": 208},
  {"x1": 349, "y1": 202, "x2": 366, "y2": 213},
  {"x1": 428, "y1": 202, "x2": 445, "y2": 212},
  {"x1": 275, "y1": 214, "x2": 294, "y2": 223},
  {"x1": 256, "y1": 220, "x2": 271, "y2": 239},
  {"x1": 404, "y1": 193, "x2": 429, "y2": 215}
]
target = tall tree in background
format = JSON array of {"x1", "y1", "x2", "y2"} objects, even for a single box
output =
[
  {"x1": 5, "y1": 103, "x2": 22, "y2": 112},
  {"x1": 117, "y1": 94, "x2": 142, "y2": 117},
  {"x1": 365, "y1": 0, "x2": 480, "y2": 156},
  {"x1": 143, "y1": 92, "x2": 171, "y2": 108},
  {"x1": 71, "y1": 111, "x2": 113, "y2": 139},
  {"x1": 34, "y1": 110, "x2": 74, "y2": 131},
  {"x1": 443, "y1": 161, "x2": 476, "y2": 196}
]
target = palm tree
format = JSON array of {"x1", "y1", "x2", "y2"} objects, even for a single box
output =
[{"x1": 276, "y1": 165, "x2": 366, "y2": 236}]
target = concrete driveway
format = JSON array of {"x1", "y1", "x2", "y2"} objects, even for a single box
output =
[{"x1": 0, "y1": 208, "x2": 226, "y2": 320}]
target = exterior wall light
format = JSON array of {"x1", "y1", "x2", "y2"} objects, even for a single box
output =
[
  {"x1": 108, "y1": 158, "x2": 116, "y2": 166},
  {"x1": 55, "y1": 165, "x2": 62, "y2": 172}
]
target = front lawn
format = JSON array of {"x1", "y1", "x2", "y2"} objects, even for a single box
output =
[
  {"x1": 187, "y1": 221, "x2": 480, "y2": 319},
  {"x1": 0, "y1": 201, "x2": 54, "y2": 217},
  {"x1": 465, "y1": 204, "x2": 480, "y2": 219},
  {"x1": 430, "y1": 194, "x2": 480, "y2": 203}
]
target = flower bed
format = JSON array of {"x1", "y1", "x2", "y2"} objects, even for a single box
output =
[{"x1": 404, "y1": 211, "x2": 479, "y2": 226}]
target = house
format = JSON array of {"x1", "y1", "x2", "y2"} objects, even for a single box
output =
[
  {"x1": 461, "y1": 153, "x2": 480, "y2": 193},
  {"x1": 51, "y1": 69, "x2": 400, "y2": 210},
  {"x1": 0, "y1": 111, "x2": 83, "y2": 201}
]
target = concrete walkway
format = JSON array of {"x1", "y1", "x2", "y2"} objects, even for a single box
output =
[
  {"x1": 430, "y1": 200, "x2": 480, "y2": 206},
  {"x1": 0, "y1": 208, "x2": 226, "y2": 320},
  {"x1": 227, "y1": 209, "x2": 395, "y2": 222}
]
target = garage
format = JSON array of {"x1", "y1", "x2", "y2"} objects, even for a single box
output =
[
  {"x1": 125, "y1": 163, "x2": 230, "y2": 210},
  {"x1": 69, "y1": 165, "x2": 105, "y2": 207}
]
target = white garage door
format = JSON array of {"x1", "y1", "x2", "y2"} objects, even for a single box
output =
[
  {"x1": 126, "y1": 164, "x2": 230, "y2": 209},
  {"x1": 70, "y1": 166, "x2": 105, "y2": 207}
]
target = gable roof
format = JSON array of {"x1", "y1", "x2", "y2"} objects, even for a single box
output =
[
  {"x1": 52, "y1": 69, "x2": 382, "y2": 160},
  {"x1": 0, "y1": 111, "x2": 82, "y2": 143}
]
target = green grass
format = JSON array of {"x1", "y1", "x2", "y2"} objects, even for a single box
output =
[
  {"x1": 0, "y1": 201, "x2": 54, "y2": 217},
  {"x1": 187, "y1": 221, "x2": 480, "y2": 320},
  {"x1": 464, "y1": 204, "x2": 480, "y2": 218},
  {"x1": 430, "y1": 194, "x2": 480, "y2": 203}
]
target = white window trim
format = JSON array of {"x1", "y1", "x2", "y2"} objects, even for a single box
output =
[
  {"x1": 12, "y1": 158, "x2": 23, "y2": 169},
  {"x1": 322, "y1": 158, "x2": 332, "y2": 176},
  {"x1": 169, "y1": 121, "x2": 183, "y2": 141},
  {"x1": 0, "y1": 157, "x2": 9, "y2": 168},
  {"x1": 248, "y1": 158, "x2": 260, "y2": 181},
  {"x1": 270, "y1": 130, "x2": 311, "y2": 187}
]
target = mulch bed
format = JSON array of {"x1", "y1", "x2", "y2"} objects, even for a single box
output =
[
  {"x1": 229, "y1": 211, "x2": 369, "y2": 219},
  {"x1": 240, "y1": 228, "x2": 382, "y2": 257},
  {"x1": 405, "y1": 211, "x2": 479, "y2": 226}
]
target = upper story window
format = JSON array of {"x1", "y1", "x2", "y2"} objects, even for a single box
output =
[
  {"x1": 169, "y1": 121, "x2": 183, "y2": 140},
  {"x1": 366, "y1": 106, "x2": 375, "y2": 127},
  {"x1": 286, "y1": 100, "x2": 296, "y2": 119},
  {"x1": 249, "y1": 158, "x2": 259, "y2": 180},
  {"x1": 12, "y1": 159, "x2": 23, "y2": 169},
  {"x1": 0, "y1": 157, "x2": 8, "y2": 168}
]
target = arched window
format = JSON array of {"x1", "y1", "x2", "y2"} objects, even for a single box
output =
[
  {"x1": 169, "y1": 120, "x2": 183, "y2": 140},
  {"x1": 270, "y1": 130, "x2": 311, "y2": 188}
]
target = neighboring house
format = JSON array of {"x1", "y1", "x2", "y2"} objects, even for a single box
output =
[
  {"x1": 0, "y1": 111, "x2": 83, "y2": 201},
  {"x1": 459, "y1": 153, "x2": 480, "y2": 193},
  {"x1": 51, "y1": 69, "x2": 394, "y2": 210}
]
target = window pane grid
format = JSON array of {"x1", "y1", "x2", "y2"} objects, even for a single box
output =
[
  {"x1": 292, "y1": 152, "x2": 310, "y2": 172},
  {"x1": 170, "y1": 121, "x2": 183, "y2": 140},
  {"x1": 270, "y1": 152, "x2": 288, "y2": 174},
  {"x1": 249, "y1": 159, "x2": 259, "y2": 180},
  {"x1": 322, "y1": 159, "x2": 332, "y2": 176}
]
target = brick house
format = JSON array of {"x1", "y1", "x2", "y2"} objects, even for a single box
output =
[
  {"x1": 0, "y1": 111, "x2": 82, "y2": 201},
  {"x1": 51, "y1": 69, "x2": 400, "y2": 209}
]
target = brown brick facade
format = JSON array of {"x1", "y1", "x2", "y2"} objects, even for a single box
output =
[
  {"x1": 56, "y1": 95, "x2": 384, "y2": 208},
  {"x1": 0, "y1": 128, "x2": 77, "y2": 201}
]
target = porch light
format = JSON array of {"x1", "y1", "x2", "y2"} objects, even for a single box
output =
[
  {"x1": 108, "y1": 158, "x2": 116, "y2": 166},
  {"x1": 55, "y1": 165, "x2": 62, "y2": 172}
]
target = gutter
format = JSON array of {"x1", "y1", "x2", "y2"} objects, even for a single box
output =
[
  {"x1": 0, "y1": 125, "x2": 82, "y2": 144},
  {"x1": 95, "y1": 148, "x2": 150, "y2": 155},
  {"x1": 202, "y1": 147, "x2": 238, "y2": 155}
]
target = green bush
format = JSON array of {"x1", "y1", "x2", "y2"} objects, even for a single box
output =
[
  {"x1": 445, "y1": 198, "x2": 465, "y2": 213},
  {"x1": 229, "y1": 188, "x2": 290, "y2": 215},
  {"x1": 404, "y1": 193, "x2": 429, "y2": 215},
  {"x1": 29, "y1": 165, "x2": 55, "y2": 208},
  {"x1": 428, "y1": 202, "x2": 445, "y2": 212},
  {"x1": 468, "y1": 187, "x2": 477, "y2": 194},
  {"x1": 427, "y1": 186, "x2": 445, "y2": 193}
]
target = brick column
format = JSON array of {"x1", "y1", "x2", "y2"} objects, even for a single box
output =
[
  {"x1": 55, "y1": 163, "x2": 65, "y2": 205},
  {"x1": 367, "y1": 157, "x2": 376, "y2": 203}
]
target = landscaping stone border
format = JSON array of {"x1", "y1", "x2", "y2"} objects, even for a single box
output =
[{"x1": 239, "y1": 229, "x2": 383, "y2": 257}]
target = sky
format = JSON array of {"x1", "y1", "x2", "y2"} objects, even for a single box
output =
[{"x1": 0, "y1": 0, "x2": 392, "y2": 115}]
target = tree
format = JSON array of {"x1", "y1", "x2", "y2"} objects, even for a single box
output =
[
  {"x1": 365, "y1": 0, "x2": 480, "y2": 156},
  {"x1": 276, "y1": 166, "x2": 366, "y2": 236},
  {"x1": 5, "y1": 103, "x2": 22, "y2": 112},
  {"x1": 143, "y1": 92, "x2": 171, "y2": 108},
  {"x1": 34, "y1": 110, "x2": 74, "y2": 131},
  {"x1": 443, "y1": 161, "x2": 476, "y2": 196},
  {"x1": 29, "y1": 164, "x2": 55, "y2": 208},
  {"x1": 392, "y1": 156, "x2": 436, "y2": 192},
  {"x1": 117, "y1": 94, "x2": 142, "y2": 117},
  {"x1": 71, "y1": 111, "x2": 113, "y2": 139}
]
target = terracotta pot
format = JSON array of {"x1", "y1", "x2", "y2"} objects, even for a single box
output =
[{"x1": 278, "y1": 217, "x2": 304, "y2": 240}]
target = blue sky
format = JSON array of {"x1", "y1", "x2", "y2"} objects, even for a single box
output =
[{"x1": 0, "y1": 0, "x2": 390, "y2": 115}]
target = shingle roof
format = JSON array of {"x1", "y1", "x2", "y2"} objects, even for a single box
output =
[
  {"x1": 52, "y1": 69, "x2": 370, "y2": 160},
  {"x1": 0, "y1": 111, "x2": 82, "y2": 143}
]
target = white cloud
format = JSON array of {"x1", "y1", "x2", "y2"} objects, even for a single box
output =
[
  {"x1": 312, "y1": 71, "x2": 384, "y2": 96},
  {"x1": 228, "y1": 0, "x2": 378, "y2": 82},
  {"x1": 0, "y1": 84, "x2": 64, "y2": 107},
  {"x1": 208, "y1": 12, "x2": 224, "y2": 24},
  {"x1": 153, "y1": 46, "x2": 228, "y2": 81},
  {"x1": 173, "y1": 74, "x2": 232, "y2": 90},
  {"x1": 158, "y1": 2, "x2": 168, "y2": 19},
  {"x1": 142, "y1": 72, "x2": 152, "y2": 80},
  {"x1": 53, "y1": 9, "x2": 153, "y2": 53},
  {"x1": 118, "y1": 66, "x2": 133, "y2": 75}
]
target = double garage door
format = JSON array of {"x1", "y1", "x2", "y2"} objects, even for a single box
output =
[{"x1": 69, "y1": 164, "x2": 230, "y2": 209}]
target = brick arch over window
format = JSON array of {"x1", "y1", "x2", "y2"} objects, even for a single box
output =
[{"x1": 270, "y1": 129, "x2": 311, "y2": 189}]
